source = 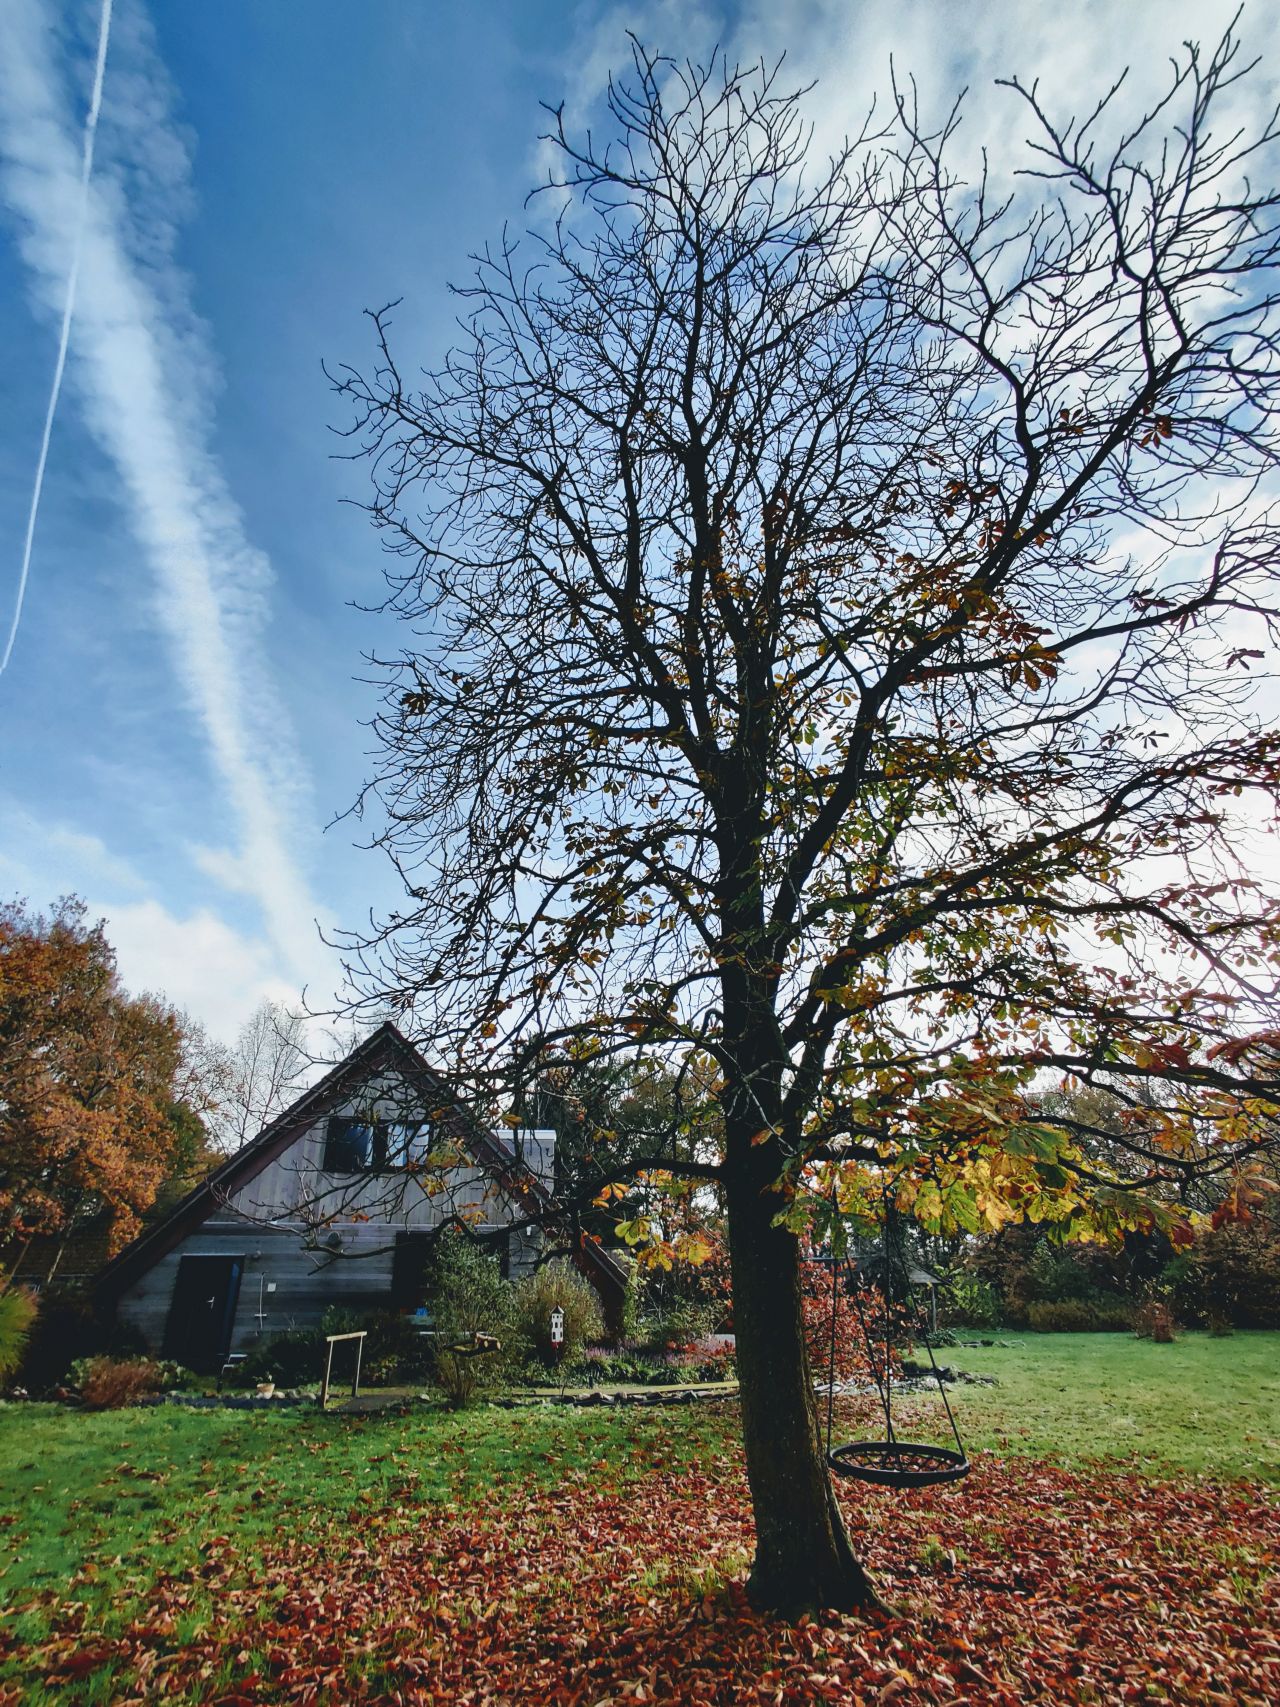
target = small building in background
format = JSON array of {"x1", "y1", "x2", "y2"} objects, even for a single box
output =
[{"x1": 95, "y1": 1021, "x2": 625, "y2": 1371}]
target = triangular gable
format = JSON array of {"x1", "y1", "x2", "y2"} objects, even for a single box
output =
[{"x1": 95, "y1": 1021, "x2": 626, "y2": 1305}]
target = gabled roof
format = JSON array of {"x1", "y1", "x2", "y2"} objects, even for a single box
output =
[{"x1": 95, "y1": 1021, "x2": 626, "y2": 1303}]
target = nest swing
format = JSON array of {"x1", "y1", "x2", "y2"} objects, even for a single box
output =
[{"x1": 821, "y1": 1194, "x2": 970, "y2": 1491}]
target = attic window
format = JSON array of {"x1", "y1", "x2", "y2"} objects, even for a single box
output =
[
  {"x1": 323, "y1": 1116, "x2": 430, "y2": 1172},
  {"x1": 324, "y1": 1117, "x2": 377, "y2": 1171}
]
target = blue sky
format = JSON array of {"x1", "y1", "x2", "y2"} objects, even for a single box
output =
[{"x1": 0, "y1": 0, "x2": 1264, "y2": 1039}]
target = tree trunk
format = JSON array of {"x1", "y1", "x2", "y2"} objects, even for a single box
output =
[{"x1": 725, "y1": 1146, "x2": 884, "y2": 1616}]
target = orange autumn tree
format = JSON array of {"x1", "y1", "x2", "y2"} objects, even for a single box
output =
[
  {"x1": 0, "y1": 897, "x2": 196, "y2": 1273},
  {"x1": 335, "y1": 32, "x2": 1280, "y2": 1613}
]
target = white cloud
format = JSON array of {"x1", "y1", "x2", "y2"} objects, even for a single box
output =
[
  {"x1": 0, "y1": 796, "x2": 302, "y2": 1041},
  {"x1": 0, "y1": 0, "x2": 330, "y2": 989},
  {"x1": 100, "y1": 897, "x2": 299, "y2": 1043},
  {"x1": 549, "y1": 2, "x2": 1275, "y2": 188},
  {"x1": 732, "y1": 0, "x2": 1275, "y2": 192},
  {"x1": 0, "y1": 799, "x2": 144, "y2": 895}
]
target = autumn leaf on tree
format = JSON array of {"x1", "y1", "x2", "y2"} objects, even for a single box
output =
[{"x1": 0, "y1": 897, "x2": 205, "y2": 1266}]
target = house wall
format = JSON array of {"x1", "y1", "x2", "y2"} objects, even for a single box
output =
[
  {"x1": 115, "y1": 1216, "x2": 545, "y2": 1356},
  {"x1": 113, "y1": 1069, "x2": 554, "y2": 1358},
  {"x1": 224, "y1": 1071, "x2": 553, "y2": 1228}
]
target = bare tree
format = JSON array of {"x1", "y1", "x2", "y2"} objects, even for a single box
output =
[
  {"x1": 172, "y1": 1014, "x2": 235, "y2": 1138},
  {"x1": 332, "y1": 29, "x2": 1280, "y2": 1612},
  {"x1": 189, "y1": 1000, "x2": 312, "y2": 1152}
]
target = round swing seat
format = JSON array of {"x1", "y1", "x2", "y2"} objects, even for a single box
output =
[{"x1": 826, "y1": 1439, "x2": 970, "y2": 1489}]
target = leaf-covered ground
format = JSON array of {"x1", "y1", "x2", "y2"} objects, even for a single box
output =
[{"x1": 2, "y1": 1399, "x2": 1278, "y2": 1704}]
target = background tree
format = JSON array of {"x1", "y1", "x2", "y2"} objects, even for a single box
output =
[
  {"x1": 0, "y1": 897, "x2": 199, "y2": 1278},
  {"x1": 524, "y1": 1046, "x2": 723, "y2": 1249},
  {"x1": 334, "y1": 30, "x2": 1280, "y2": 1611},
  {"x1": 186, "y1": 998, "x2": 311, "y2": 1152}
]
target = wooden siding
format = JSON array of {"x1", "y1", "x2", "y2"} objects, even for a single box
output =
[
  {"x1": 114, "y1": 1067, "x2": 553, "y2": 1356},
  {"x1": 117, "y1": 1217, "x2": 545, "y2": 1356},
  {"x1": 225, "y1": 1075, "x2": 552, "y2": 1228}
]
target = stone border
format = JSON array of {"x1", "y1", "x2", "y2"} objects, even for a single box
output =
[
  {"x1": 493, "y1": 1384, "x2": 740, "y2": 1409},
  {"x1": 118, "y1": 1383, "x2": 744, "y2": 1413}
]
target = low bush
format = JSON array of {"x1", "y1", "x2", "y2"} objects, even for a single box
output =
[
  {"x1": 1164, "y1": 1223, "x2": 1280, "y2": 1328},
  {"x1": 1133, "y1": 1296, "x2": 1177, "y2": 1343},
  {"x1": 578, "y1": 1348, "x2": 667, "y2": 1385},
  {"x1": 77, "y1": 1357, "x2": 164, "y2": 1410},
  {"x1": 964, "y1": 1226, "x2": 1132, "y2": 1325},
  {"x1": 235, "y1": 1312, "x2": 439, "y2": 1391},
  {"x1": 1028, "y1": 1243, "x2": 1103, "y2": 1305},
  {"x1": 0, "y1": 1285, "x2": 37, "y2": 1381},
  {"x1": 18, "y1": 1300, "x2": 145, "y2": 1392},
  {"x1": 801, "y1": 1280, "x2": 877, "y2": 1383},
  {"x1": 319, "y1": 1308, "x2": 436, "y2": 1386},
  {"x1": 1027, "y1": 1299, "x2": 1134, "y2": 1332},
  {"x1": 234, "y1": 1328, "x2": 327, "y2": 1388},
  {"x1": 668, "y1": 1343, "x2": 736, "y2": 1383},
  {"x1": 923, "y1": 1324, "x2": 961, "y2": 1348},
  {"x1": 938, "y1": 1274, "x2": 1003, "y2": 1330},
  {"x1": 626, "y1": 1228, "x2": 733, "y2": 1341},
  {"x1": 577, "y1": 1344, "x2": 737, "y2": 1386},
  {"x1": 631, "y1": 1296, "x2": 720, "y2": 1354},
  {"x1": 513, "y1": 1261, "x2": 605, "y2": 1369},
  {"x1": 69, "y1": 1354, "x2": 190, "y2": 1392}
]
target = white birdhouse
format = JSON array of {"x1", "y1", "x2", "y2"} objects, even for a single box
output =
[{"x1": 550, "y1": 1305, "x2": 565, "y2": 1346}]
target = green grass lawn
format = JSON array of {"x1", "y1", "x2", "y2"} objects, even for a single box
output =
[
  {"x1": 929, "y1": 1328, "x2": 1280, "y2": 1482},
  {"x1": 0, "y1": 1399, "x2": 728, "y2": 1640},
  {"x1": 2, "y1": 1333, "x2": 1274, "y2": 1628}
]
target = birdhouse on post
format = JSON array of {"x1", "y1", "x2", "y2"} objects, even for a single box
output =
[{"x1": 550, "y1": 1305, "x2": 565, "y2": 1348}]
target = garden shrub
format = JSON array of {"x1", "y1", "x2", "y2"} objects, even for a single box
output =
[
  {"x1": 231, "y1": 1269, "x2": 574, "y2": 1398},
  {"x1": 1028, "y1": 1243, "x2": 1101, "y2": 1304},
  {"x1": 964, "y1": 1225, "x2": 1040, "y2": 1324},
  {"x1": 625, "y1": 1227, "x2": 733, "y2": 1350},
  {"x1": 0, "y1": 1285, "x2": 36, "y2": 1381},
  {"x1": 938, "y1": 1273, "x2": 1002, "y2": 1330},
  {"x1": 801, "y1": 1279, "x2": 871, "y2": 1382},
  {"x1": 234, "y1": 1318, "x2": 435, "y2": 1390},
  {"x1": 77, "y1": 1356, "x2": 163, "y2": 1409},
  {"x1": 513, "y1": 1260, "x2": 604, "y2": 1369},
  {"x1": 429, "y1": 1231, "x2": 514, "y2": 1407},
  {"x1": 798, "y1": 1262, "x2": 912, "y2": 1387},
  {"x1": 318, "y1": 1308, "x2": 435, "y2": 1386},
  {"x1": 965, "y1": 1226, "x2": 1130, "y2": 1324},
  {"x1": 669, "y1": 1342, "x2": 737, "y2": 1382},
  {"x1": 577, "y1": 1345, "x2": 737, "y2": 1385},
  {"x1": 69, "y1": 1354, "x2": 190, "y2": 1398},
  {"x1": 577, "y1": 1347, "x2": 661, "y2": 1385},
  {"x1": 1165, "y1": 1222, "x2": 1280, "y2": 1328},
  {"x1": 633, "y1": 1295, "x2": 719, "y2": 1353},
  {"x1": 1027, "y1": 1299, "x2": 1134, "y2": 1332},
  {"x1": 235, "y1": 1328, "x2": 327, "y2": 1388},
  {"x1": 18, "y1": 1299, "x2": 145, "y2": 1391}
]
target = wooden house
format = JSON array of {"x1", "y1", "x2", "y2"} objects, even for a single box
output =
[{"x1": 95, "y1": 1021, "x2": 626, "y2": 1372}]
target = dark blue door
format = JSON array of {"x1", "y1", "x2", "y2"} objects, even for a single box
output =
[{"x1": 163, "y1": 1254, "x2": 244, "y2": 1372}]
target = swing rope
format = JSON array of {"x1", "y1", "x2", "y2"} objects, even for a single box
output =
[{"x1": 825, "y1": 1233, "x2": 839, "y2": 1457}]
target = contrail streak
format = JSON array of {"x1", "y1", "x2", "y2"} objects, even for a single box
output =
[{"x1": 0, "y1": 0, "x2": 113, "y2": 677}]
